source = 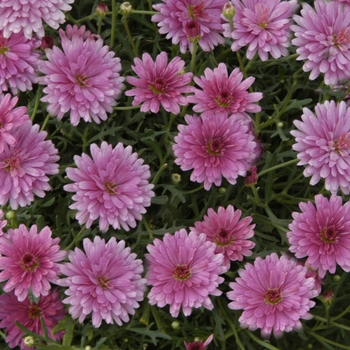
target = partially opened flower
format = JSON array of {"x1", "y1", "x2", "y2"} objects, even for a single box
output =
[{"x1": 184, "y1": 334, "x2": 214, "y2": 350}]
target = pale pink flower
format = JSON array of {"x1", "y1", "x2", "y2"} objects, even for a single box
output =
[
  {"x1": 64, "y1": 142, "x2": 154, "y2": 232},
  {"x1": 152, "y1": 0, "x2": 226, "y2": 53},
  {"x1": 184, "y1": 334, "x2": 213, "y2": 350},
  {"x1": 125, "y1": 52, "x2": 193, "y2": 114},
  {"x1": 287, "y1": 194, "x2": 350, "y2": 278},
  {"x1": 145, "y1": 229, "x2": 226, "y2": 318},
  {"x1": 291, "y1": 100, "x2": 350, "y2": 194},
  {"x1": 58, "y1": 236, "x2": 146, "y2": 328},
  {"x1": 227, "y1": 253, "x2": 318, "y2": 338}
]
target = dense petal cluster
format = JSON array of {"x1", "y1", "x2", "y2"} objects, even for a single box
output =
[
  {"x1": 58, "y1": 236, "x2": 146, "y2": 328},
  {"x1": 190, "y1": 205, "x2": 255, "y2": 269},
  {"x1": 291, "y1": 1, "x2": 350, "y2": 85},
  {"x1": 184, "y1": 334, "x2": 213, "y2": 350},
  {"x1": 287, "y1": 194, "x2": 350, "y2": 278},
  {"x1": 125, "y1": 52, "x2": 193, "y2": 114},
  {"x1": 152, "y1": 0, "x2": 226, "y2": 53},
  {"x1": 227, "y1": 253, "x2": 318, "y2": 338},
  {"x1": 64, "y1": 142, "x2": 154, "y2": 232},
  {"x1": 145, "y1": 229, "x2": 226, "y2": 318},
  {"x1": 39, "y1": 25, "x2": 125, "y2": 126},
  {"x1": 223, "y1": 0, "x2": 297, "y2": 61},
  {"x1": 0, "y1": 120, "x2": 59, "y2": 209},
  {"x1": 291, "y1": 101, "x2": 350, "y2": 194}
]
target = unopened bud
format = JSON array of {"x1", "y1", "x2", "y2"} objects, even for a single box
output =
[
  {"x1": 218, "y1": 187, "x2": 226, "y2": 195},
  {"x1": 96, "y1": 3, "x2": 108, "y2": 16},
  {"x1": 245, "y1": 166, "x2": 258, "y2": 187},
  {"x1": 41, "y1": 35, "x2": 54, "y2": 50},
  {"x1": 186, "y1": 20, "x2": 202, "y2": 43},
  {"x1": 222, "y1": 2, "x2": 235, "y2": 19},
  {"x1": 320, "y1": 290, "x2": 334, "y2": 306},
  {"x1": 120, "y1": 2, "x2": 132, "y2": 15},
  {"x1": 171, "y1": 320, "x2": 180, "y2": 329},
  {"x1": 171, "y1": 173, "x2": 181, "y2": 184},
  {"x1": 5, "y1": 210, "x2": 15, "y2": 221},
  {"x1": 23, "y1": 336, "x2": 35, "y2": 347},
  {"x1": 333, "y1": 275, "x2": 341, "y2": 283}
]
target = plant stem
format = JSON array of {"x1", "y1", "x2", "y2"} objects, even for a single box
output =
[
  {"x1": 110, "y1": 0, "x2": 117, "y2": 49},
  {"x1": 245, "y1": 331, "x2": 280, "y2": 350},
  {"x1": 122, "y1": 15, "x2": 139, "y2": 57},
  {"x1": 40, "y1": 114, "x2": 51, "y2": 132},
  {"x1": 258, "y1": 158, "x2": 298, "y2": 177},
  {"x1": 31, "y1": 88, "x2": 42, "y2": 122},
  {"x1": 152, "y1": 163, "x2": 168, "y2": 185}
]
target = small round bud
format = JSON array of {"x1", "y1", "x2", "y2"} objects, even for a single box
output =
[
  {"x1": 123, "y1": 338, "x2": 129, "y2": 343},
  {"x1": 333, "y1": 275, "x2": 341, "y2": 283},
  {"x1": 41, "y1": 35, "x2": 54, "y2": 50},
  {"x1": 23, "y1": 336, "x2": 35, "y2": 347},
  {"x1": 96, "y1": 3, "x2": 108, "y2": 16},
  {"x1": 85, "y1": 346, "x2": 92, "y2": 350},
  {"x1": 222, "y1": 2, "x2": 235, "y2": 19},
  {"x1": 171, "y1": 320, "x2": 180, "y2": 329},
  {"x1": 185, "y1": 20, "x2": 202, "y2": 43},
  {"x1": 320, "y1": 290, "x2": 334, "y2": 307},
  {"x1": 277, "y1": 122, "x2": 284, "y2": 128},
  {"x1": 171, "y1": 173, "x2": 182, "y2": 184},
  {"x1": 306, "y1": 344, "x2": 313, "y2": 349},
  {"x1": 5, "y1": 210, "x2": 15, "y2": 220},
  {"x1": 120, "y1": 2, "x2": 132, "y2": 15},
  {"x1": 218, "y1": 187, "x2": 226, "y2": 195},
  {"x1": 245, "y1": 166, "x2": 258, "y2": 187}
]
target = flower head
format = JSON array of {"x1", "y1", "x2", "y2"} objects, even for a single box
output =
[
  {"x1": 227, "y1": 253, "x2": 318, "y2": 338},
  {"x1": 0, "y1": 209, "x2": 7, "y2": 236},
  {"x1": 145, "y1": 229, "x2": 226, "y2": 318},
  {"x1": 190, "y1": 205, "x2": 255, "y2": 269},
  {"x1": 291, "y1": 100, "x2": 350, "y2": 194},
  {"x1": 184, "y1": 334, "x2": 214, "y2": 350},
  {"x1": 39, "y1": 25, "x2": 125, "y2": 126},
  {"x1": 58, "y1": 236, "x2": 146, "y2": 328},
  {"x1": 125, "y1": 52, "x2": 193, "y2": 114},
  {"x1": 64, "y1": 142, "x2": 154, "y2": 232}
]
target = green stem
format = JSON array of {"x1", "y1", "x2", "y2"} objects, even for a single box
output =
[
  {"x1": 152, "y1": 163, "x2": 168, "y2": 185},
  {"x1": 258, "y1": 159, "x2": 298, "y2": 177},
  {"x1": 31, "y1": 88, "x2": 42, "y2": 122},
  {"x1": 122, "y1": 15, "x2": 139, "y2": 57},
  {"x1": 65, "y1": 225, "x2": 86, "y2": 251},
  {"x1": 245, "y1": 331, "x2": 280, "y2": 350},
  {"x1": 131, "y1": 9, "x2": 157, "y2": 15},
  {"x1": 40, "y1": 114, "x2": 51, "y2": 132},
  {"x1": 97, "y1": 16, "x2": 103, "y2": 35},
  {"x1": 310, "y1": 332, "x2": 350, "y2": 349},
  {"x1": 110, "y1": 0, "x2": 117, "y2": 49},
  {"x1": 114, "y1": 105, "x2": 141, "y2": 110},
  {"x1": 250, "y1": 184, "x2": 264, "y2": 207},
  {"x1": 142, "y1": 217, "x2": 153, "y2": 240},
  {"x1": 275, "y1": 81, "x2": 297, "y2": 122},
  {"x1": 332, "y1": 304, "x2": 350, "y2": 321},
  {"x1": 184, "y1": 185, "x2": 204, "y2": 194},
  {"x1": 190, "y1": 41, "x2": 198, "y2": 74},
  {"x1": 66, "y1": 13, "x2": 96, "y2": 24}
]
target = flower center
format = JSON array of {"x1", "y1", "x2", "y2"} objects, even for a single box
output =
[
  {"x1": 333, "y1": 27, "x2": 350, "y2": 47},
  {"x1": 76, "y1": 74, "x2": 90, "y2": 87},
  {"x1": 104, "y1": 181, "x2": 117, "y2": 194},
  {"x1": 215, "y1": 90, "x2": 233, "y2": 107},
  {"x1": 4, "y1": 153, "x2": 21, "y2": 174},
  {"x1": 173, "y1": 264, "x2": 191, "y2": 281},
  {"x1": 28, "y1": 305, "x2": 42, "y2": 319},
  {"x1": 148, "y1": 78, "x2": 167, "y2": 95},
  {"x1": 206, "y1": 138, "x2": 224, "y2": 156},
  {"x1": 19, "y1": 253, "x2": 39, "y2": 272},
  {"x1": 320, "y1": 226, "x2": 338, "y2": 243},
  {"x1": 97, "y1": 276, "x2": 110, "y2": 289},
  {"x1": 214, "y1": 228, "x2": 233, "y2": 246},
  {"x1": 334, "y1": 132, "x2": 350, "y2": 152},
  {"x1": 0, "y1": 35, "x2": 8, "y2": 55},
  {"x1": 188, "y1": 3, "x2": 204, "y2": 19},
  {"x1": 255, "y1": 3, "x2": 270, "y2": 29},
  {"x1": 264, "y1": 288, "x2": 282, "y2": 305}
]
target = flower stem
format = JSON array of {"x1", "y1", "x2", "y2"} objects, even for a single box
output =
[
  {"x1": 152, "y1": 163, "x2": 168, "y2": 185},
  {"x1": 142, "y1": 217, "x2": 153, "y2": 240},
  {"x1": 184, "y1": 185, "x2": 204, "y2": 194},
  {"x1": 309, "y1": 332, "x2": 350, "y2": 349},
  {"x1": 114, "y1": 105, "x2": 141, "y2": 110},
  {"x1": 131, "y1": 10, "x2": 157, "y2": 15},
  {"x1": 245, "y1": 331, "x2": 280, "y2": 350},
  {"x1": 258, "y1": 158, "x2": 298, "y2": 177},
  {"x1": 122, "y1": 15, "x2": 139, "y2": 58},
  {"x1": 40, "y1": 114, "x2": 51, "y2": 132},
  {"x1": 250, "y1": 184, "x2": 264, "y2": 207},
  {"x1": 110, "y1": 0, "x2": 117, "y2": 49},
  {"x1": 31, "y1": 88, "x2": 42, "y2": 122},
  {"x1": 97, "y1": 16, "x2": 103, "y2": 35},
  {"x1": 190, "y1": 41, "x2": 198, "y2": 74}
]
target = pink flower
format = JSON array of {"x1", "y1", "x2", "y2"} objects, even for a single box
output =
[
  {"x1": 145, "y1": 229, "x2": 226, "y2": 318},
  {"x1": 152, "y1": 0, "x2": 226, "y2": 53},
  {"x1": 0, "y1": 0, "x2": 73, "y2": 39},
  {"x1": 287, "y1": 194, "x2": 350, "y2": 278},
  {"x1": 64, "y1": 142, "x2": 154, "y2": 232},
  {"x1": 173, "y1": 113, "x2": 258, "y2": 190},
  {"x1": 184, "y1": 334, "x2": 213, "y2": 350},
  {"x1": 190, "y1": 205, "x2": 255, "y2": 269},
  {"x1": 223, "y1": 0, "x2": 297, "y2": 61},
  {"x1": 0, "y1": 209, "x2": 7, "y2": 236},
  {"x1": 0, "y1": 120, "x2": 59, "y2": 209},
  {"x1": 187, "y1": 63, "x2": 262, "y2": 117},
  {"x1": 291, "y1": 0, "x2": 350, "y2": 86},
  {"x1": 39, "y1": 25, "x2": 125, "y2": 126},
  {"x1": 125, "y1": 52, "x2": 193, "y2": 114},
  {"x1": 0, "y1": 289, "x2": 65, "y2": 350},
  {"x1": 227, "y1": 253, "x2": 318, "y2": 338},
  {"x1": 291, "y1": 100, "x2": 350, "y2": 194},
  {"x1": 58, "y1": 236, "x2": 146, "y2": 328}
]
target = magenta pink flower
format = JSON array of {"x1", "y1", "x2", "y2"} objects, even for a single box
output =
[
  {"x1": 292, "y1": 1, "x2": 350, "y2": 86},
  {"x1": 227, "y1": 253, "x2": 317, "y2": 338},
  {"x1": 173, "y1": 113, "x2": 258, "y2": 190},
  {"x1": 152, "y1": 0, "x2": 226, "y2": 53},
  {"x1": 0, "y1": 121, "x2": 59, "y2": 209},
  {"x1": 125, "y1": 52, "x2": 193, "y2": 114},
  {"x1": 287, "y1": 194, "x2": 350, "y2": 278},
  {"x1": 64, "y1": 142, "x2": 154, "y2": 232},
  {"x1": 58, "y1": 236, "x2": 146, "y2": 328},
  {"x1": 0, "y1": 224, "x2": 67, "y2": 302},
  {"x1": 190, "y1": 205, "x2": 255, "y2": 269},
  {"x1": 291, "y1": 100, "x2": 350, "y2": 194},
  {"x1": 0, "y1": 289, "x2": 65, "y2": 350},
  {"x1": 187, "y1": 63, "x2": 262, "y2": 117},
  {"x1": 184, "y1": 334, "x2": 213, "y2": 350},
  {"x1": 39, "y1": 25, "x2": 125, "y2": 126},
  {"x1": 145, "y1": 229, "x2": 226, "y2": 318}
]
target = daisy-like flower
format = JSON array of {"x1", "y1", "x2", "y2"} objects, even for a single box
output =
[
  {"x1": 173, "y1": 113, "x2": 258, "y2": 190},
  {"x1": 292, "y1": 0, "x2": 350, "y2": 86},
  {"x1": 145, "y1": 229, "x2": 226, "y2": 318},
  {"x1": 227, "y1": 253, "x2": 318, "y2": 338},
  {"x1": 287, "y1": 194, "x2": 350, "y2": 278},
  {"x1": 64, "y1": 142, "x2": 154, "y2": 232},
  {"x1": 0, "y1": 289, "x2": 65, "y2": 350},
  {"x1": 291, "y1": 100, "x2": 350, "y2": 194},
  {"x1": 0, "y1": 0, "x2": 74, "y2": 39},
  {"x1": 0, "y1": 30, "x2": 40, "y2": 94},
  {"x1": 152, "y1": 0, "x2": 226, "y2": 53},
  {"x1": 223, "y1": 0, "x2": 297, "y2": 61},
  {"x1": 0, "y1": 120, "x2": 59, "y2": 209},
  {"x1": 0, "y1": 224, "x2": 67, "y2": 302},
  {"x1": 125, "y1": 52, "x2": 193, "y2": 114},
  {"x1": 39, "y1": 25, "x2": 125, "y2": 126},
  {"x1": 187, "y1": 63, "x2": 262, "y2": 117},
  {"x1": 190, "y1": 205, "x2": 255, "y2": 269},
  {"x1": 58, "y1": 236, "x2": 146, "y2": 328}
]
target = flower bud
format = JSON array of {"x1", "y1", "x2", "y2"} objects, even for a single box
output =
[
  {"x1": 23, "y1": 336, "x2": 35, "y2": 347},
  {"x1": 171, "y1": 320, "x2": 180, "y2": 329},
  {"x1": 171, "y1": 173, "x2": 181, "y2": 184},
  {"x1": 120, "y1": 2, "x2": 132, "y2": 15},
  {"x1": 222, "y1": 2, "x2": 235, "y2": 19},
  {"x1": 320, "y1": 289, "x2": 334, "y2": 307},
  {"x1": 186, "y1": 20, "x2": 202, "y2": 43},
  {"x1": 245, "y1": 166, "x2": 258, "y2": 186},
  {"x1": 41, "y1": 35, "x2": 54, "y2": 50},
  {"x1": 96, "y1": 3, "x2": 108, "y2": 16}
]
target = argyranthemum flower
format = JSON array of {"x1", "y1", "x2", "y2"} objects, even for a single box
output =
[
  {"x1": 125, "y1": 52, "x2": 193, "y2": 114},
  {"x1": 64, "y1": 141, "x2": 154, "y2": 232},
  {"x1": 152, "y1": 0, "x2": 226, "y2": 53},
  {"x1": 0, "y1": 120, "x2": 59, "y2": 209},
  {"x1": 0, "y1": 0, "x2": 74, "y2": 39},
  {"x1": 39, "y1": 25, "x2": 125, "y2": 126},
  {"x1": 292, "y1": 0, "x2": 350, "y2": 86},
  {"x1": 0, "y1": 289, "x2": 65, "y2": 350},
  {"x1": 173, "y1": 113, "x2": 258, "y2": 190},
  {"x1": 187, "y1": 63, "x2": 262, "y2": 117},
  {"x1": 291, "y1": 100, "x2": 350, "y2": 194},
  {"x1": 227, "y1": 253, "x2": 318, "y2": 338},
  {"x1": 58, "y1": 236, "x2": 146, "y2": 328},
  {"x1": 145, "y1": 229, "x2": 226, "y2": 318},
  {"x1": 0, "y1": 30, "x2": 40, "y2": 94},
  {"x1": 0, "y1": 224, "x2": 67, "y2": 302},
  {"x1": 190, "y1": 205, "x2": 255, "y2": 269},
  {"x1": 223, "y1": 0, "x2": 297, "y2": 61},
  {"x1": 287, "y1": 194, "x2": 350, "y2": 278}
]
